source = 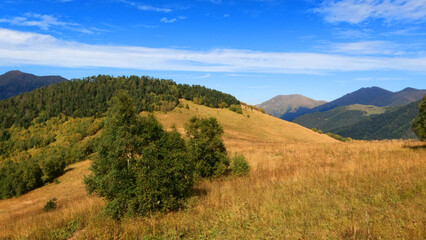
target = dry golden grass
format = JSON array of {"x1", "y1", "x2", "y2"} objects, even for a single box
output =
[
  {"x1": 0, "y1": 160, "x2": 103, "y2": 239},
  {"x1": 0, "y1": 103, "x2": 425, "y2": 239}
]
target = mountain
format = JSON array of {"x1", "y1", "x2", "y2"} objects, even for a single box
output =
[
  {"x1": 333, "y1": 101, "x2": 420, "y2": 140},
  {"x1": 304, "y1": 86, "x2": 426, "y2": 115},
  {"x1": 0, "y1": 70, "x2": 67, "y2": 100},
  {"x1": 293, "y1": 104, "x2": 387, "y2": 133},
  {"x1": 257, "y1": 94, "x2": 326, "y2": 118}
]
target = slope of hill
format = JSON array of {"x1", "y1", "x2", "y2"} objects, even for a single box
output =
[
  {"x1": 0, "y1": 70, "x2": 67, "y2": 100},
  {"x1": 257, "y1": 94, "x2": 326, "y2": 119},
  {"x1": 156, "y1": 99, "x2": 335, "y2": 144},
  {"x1": 333, "y1": 101, "x2": 420, "y2": 140},
  {"x1": 293, "y1": 104, "x2": 386, "y2": 133}
]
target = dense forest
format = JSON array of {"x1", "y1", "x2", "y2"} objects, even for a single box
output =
[
  {"x1": 0, "y1": 75, "x2": 240, "y2": 129},
  {"x1": 0, "y1": 75, "x2": 241, "y2": 199}
]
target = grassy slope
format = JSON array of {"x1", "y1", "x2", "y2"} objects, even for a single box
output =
[{"x1": 1, "y1": 102, "x2": 425, "y2": 239}]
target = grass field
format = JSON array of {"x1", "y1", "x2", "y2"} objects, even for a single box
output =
[{"x1": 0, "y1": 102, "x2": 424, "y2": 239}]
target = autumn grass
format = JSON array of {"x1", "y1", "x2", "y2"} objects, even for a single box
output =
[{"x1": 0, "y1": 102, "x2": 424, "y2": 239}]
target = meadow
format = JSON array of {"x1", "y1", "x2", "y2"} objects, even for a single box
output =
[{"x1": 0, "y1": 102, "x2": 424, "y2": 239}]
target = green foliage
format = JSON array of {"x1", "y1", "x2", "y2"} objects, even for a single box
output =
[
  {"x1": 231, "y1": 154, "x2": 250, "y2": 176},
  {"x1": 325, "y1": 132, "x2": 352, "y2": 142},
  {"x1": 229, "y1": 104, "x2": 243, "y2": 114},
  {"x1": 185, "y1": 117, "x2": 229, "y2": 180},
  {"x1": 0, "y1": 75, "x2": 239, "y2": 129},
  {"x1": 412, "y1": 95, "x2": 426, "y2": 141},
  {"x1": 85, "y1": 91, "x2": 194, "y2": 219},
  {"x1": 43, "y1": 198, "x2": 58, "y2": 212}
]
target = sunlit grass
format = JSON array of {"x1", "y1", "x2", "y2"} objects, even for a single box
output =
[{"x1": 0, "y1": 102, "x2": 424, "y2": 239}]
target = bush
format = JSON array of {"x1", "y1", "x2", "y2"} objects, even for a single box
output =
[
  {"x1": 185, "y1": 117, "x2": 229, "y2": 180},
  {"x1": 231, "y1": 154, "x2": 250, "y2": 176},
  {"x1": 229, "y1": 104, "x2": 243, "y2": 114},
  {"x1": 43, "y1": 198, "x2": 57, "y2": 212}
]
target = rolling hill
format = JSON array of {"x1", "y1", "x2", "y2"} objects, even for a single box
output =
[
  {"x1": 257, "y1": 94, "x2": 326, "y2": 120},
  {"x1": 0, "y1": 70, "x2": 67, "y2": 100}
]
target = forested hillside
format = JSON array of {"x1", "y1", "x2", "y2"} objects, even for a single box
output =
[
  {"x1": 0, "y1": 75, "x2": 240, "y2": 199},
  {"x1": 293, "y1": 104, "x2": 386, "y2": 133},
  {"x1": 333, "y1": 101, "x2": 419, "y2": 140},
  {"x1": 0, "y1": 75, "x2": 240, "y2": 129}
]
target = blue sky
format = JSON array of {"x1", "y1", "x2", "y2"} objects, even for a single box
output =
[{"x1": 0, "y1": 0, "x2": 425, "y2": 104}]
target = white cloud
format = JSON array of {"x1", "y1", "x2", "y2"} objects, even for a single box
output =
[
  {"x1": 0, "y1": 13, "x2": 93, "y2": 33},
  {"x1": 330, "y1": 41, "x2": 404, "y2": 55},
  {"x1": 118, "y1": 0, "x2": 172, "y2": 13},
  {"x1": 160, "y1": 17, "x2": 177, "y2": 23},
  {"x1": 315, "y1": 0, "x2": 426, "y2": 24},
  {"x1": 0, "y1": 28, "x2": 426, "y2": 74}
]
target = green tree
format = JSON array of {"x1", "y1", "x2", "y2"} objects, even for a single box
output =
[
  {"x1": 84, "y1": 91, "x2": 194, "y2": 219},
  {"x1": 412, "y1": 95, "x2": 426, "y2": 141},
  {"x1": 185, "y1": 117, "x2": 229, "y2": 180}
]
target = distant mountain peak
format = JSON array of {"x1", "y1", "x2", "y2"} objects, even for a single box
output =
[
  {"x1": 257, "y1": 94, "x2": 326, "y2": 118},
  {"x1": 0, "y1": 70, "x2": 68, "y2": 100}
]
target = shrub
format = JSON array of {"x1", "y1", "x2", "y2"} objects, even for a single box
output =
[
  {"x1": 43, "y1": 198, "x2": 57, "y2": 212},
  {"x1": 229, "y1": 104, "x2": 243, "y2": 114},
  {"x1": 231, "y1": 154, "x2": 250, "y2": 176},
  {"x1": 185, "y1": 117, "x2": 229, "y2": 180}
]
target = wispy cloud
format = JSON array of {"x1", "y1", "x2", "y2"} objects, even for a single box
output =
[
  {"x1": 0, "y1": 13, "x2": 94, "y2": 33},
  {"x1": 315, "y1": 0, "x2": 426, "y2": 24},
  {"x1": 160, "y1": 16, "x2": 186, "y2": 23},
  {"x1": 1, "y1": 28, "x2": 426, "y2": 74},
  {"x1": 117, "y1": 0, "x2": 172, "y2": 13},
  {"x1": 160, "y1": 17, "x2": 177, "y2": 23},
  {"x1": 330, "y1": 41, "x2": 405, "y2": 55}
]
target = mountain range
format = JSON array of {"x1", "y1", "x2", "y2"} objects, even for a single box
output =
[
  {"x1": 259, "y1": 86, "x2": 426, "y2": 140},
  {"x1": 0, "y1": 70, "x2": 67, "y2": 100}
]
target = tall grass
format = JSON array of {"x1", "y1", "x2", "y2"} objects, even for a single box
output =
[{"x1": 0, "y1": 102, "x2": 424, "y2": 239}]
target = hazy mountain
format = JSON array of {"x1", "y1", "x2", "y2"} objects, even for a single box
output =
[
  {"x1": 0, "y1": 70, "x2": 67, "y2": 100},
  {"x1": 257, "y1": 94, "x2": 326, "y2": 118}
]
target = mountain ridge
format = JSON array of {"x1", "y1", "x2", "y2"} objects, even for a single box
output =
[{"x1": 0, "y1": 70, "x2": 68, "y2": 100}]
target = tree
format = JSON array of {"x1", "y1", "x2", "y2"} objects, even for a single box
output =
[
  {"x1": 185, "y1": 117, "x2": 229, "y2": 180},
  {"x1": 412, "y1": 95, "x2": 426, "y2": 141},
  {"x1": 84, "y1": 91, "x2": 194, "y2": 219}
]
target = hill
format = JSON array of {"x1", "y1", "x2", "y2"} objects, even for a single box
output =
[
  {"x1": 0, "y1": 74, "x2": 333, "y2": 199},
  {"x1": 293, "y1": 104, "x2": 387, "y2": 133},
  {"x1": 257, "y1": 94, "x2": 326, "y2": 119},
  {"x1": 0, "y1": 75, "x2": 240, "y2": 129},
  {"x1": 0, "y1": 70, "x2": 67, "y2": 100},
  {"x1": 333, "y1": 101, "x2": 420, "y2": 140}
]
